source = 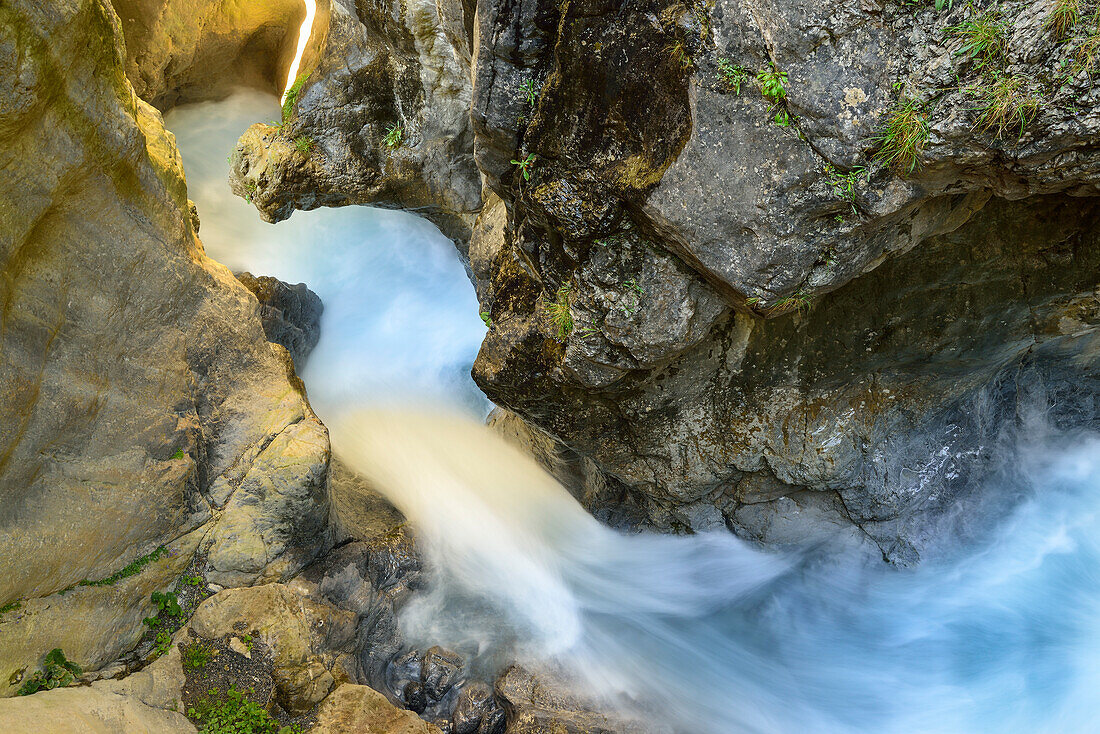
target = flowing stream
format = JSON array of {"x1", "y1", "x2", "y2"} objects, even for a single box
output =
[{"x1": 167, "y1": 92, "x2": 1100, "y2": 734}]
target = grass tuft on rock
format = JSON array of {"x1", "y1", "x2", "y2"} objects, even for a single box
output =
[
  {"x1": 281, "y1": 72, "x2": 311, "y2": 124},
  {"x1": 546, "y1": 285, "x2": 573, "y2": 341},
  {"x1": 873, "y1": 97, "x2": 929, "y2": 174},
  {"x1": 948, "y1": 9, "x2": 1009, "y2": 69},
  {"x1": 973, "y1": 73, "x2": 1040, "y2": 137},
  {"x1": 1048, "y1": 0, "x2": 1081, "y2": 39}
]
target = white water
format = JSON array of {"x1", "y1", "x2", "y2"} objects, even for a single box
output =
[{"x1": 168, "y1": 92, "x2": 1100, "y2": 734}]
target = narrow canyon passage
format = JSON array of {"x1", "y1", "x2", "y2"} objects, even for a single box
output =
[{"x1": 167, "y1": 95, "x2": 1100, "y2": 734}]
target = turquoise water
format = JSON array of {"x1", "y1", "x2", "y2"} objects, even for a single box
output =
[
  {"x1": 165, "y1": 91, "x2": 489, "y2": 420},
  {"x1": 167, "y1": 93, "x2": 1100, "y2": 734}
]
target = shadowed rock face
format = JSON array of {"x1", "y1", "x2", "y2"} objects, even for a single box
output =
[
  {"x1": 467, "y1": 0, "x2": 1100, "y2": 561},
  {"x1": 236, "y1": 272, "x2": 325, "y2": 368},
  {"x1": 108, "y1": 0, "x2": 306, "y2": 110},
  {"x1": 0, "y1": 0, "x2": 330, "y2": 692}
]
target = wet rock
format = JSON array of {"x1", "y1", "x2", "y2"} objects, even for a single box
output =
[
  {"x1": 494, "y1": 666, "x2": 656, "y2": 734},
  {"x1": 404, "y1": 680, "x2": 428, "y2": 713},
  {"x1": 421, "y1": 646, "x2": 464, "y2": 701},
  {"x1": 452, "y1": 681, "x2": 505, "y2": 734},
  {"x1": 236, "y1": 272, "x2": 324, "y2": 367}
]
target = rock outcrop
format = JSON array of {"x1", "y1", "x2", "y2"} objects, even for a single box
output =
[
  {"x1": 236, "y1": 272, "x2": 325, "y2": 367},
  {"x1": 108, "y1": 0, "x2": 308, "y2": 109},
  {"x1": 0, "y1": 0, "x2": 329, "y2": 693},
  {"x1": 466, "y1": 0, "x2": 1100, "y2": 561},
  {"x1": 228, "y1": 0, "x2": 482, "y2": 243}
]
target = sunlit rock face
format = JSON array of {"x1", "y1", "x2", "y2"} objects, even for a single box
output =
[
  {"x1": 108, "y1": 0, "x2": 306, "y2": 109},
  {"x1": 467, "y1": 0, "x2": 1100, "y2": 561},
  {"x1": 0, "y1": 0, "x2": 330, "y2": 691},
  {"x1": 228, "y1": 0, "x2": 482, "y2": 244}
]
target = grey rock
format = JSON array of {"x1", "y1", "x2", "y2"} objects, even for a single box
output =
[
  {"x1": 236, "y1": 272, "x2": 324, "y2": 367},
  {"x1": 421, "y1": 646, "x2": 464, "y2": 701},
  {"x1": 452, "y1": 681, "x2": 505, "y2": 734}
]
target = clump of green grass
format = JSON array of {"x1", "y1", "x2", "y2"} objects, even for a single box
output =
[
  {"x1": 666, "y1": 40, "x2": 693, "y2": 69},
  {"x1": 0, "y1": 600, "x2": 21, "y2": 615},
  {"x1": 1048, "y1": 0, "x2": 1081, "y2": 39},
  {"x1": 716, "y1": 58, "x2": 749, "y2": 93},
  {"x1": 181, "y1": 641, "x2": 214, "y2": 671},
  {"x1": 511, "y1": 153, "x2": 536, "y2": 181},
  {"x1": 873, "y1": 97, "x2": 929, "y2": 174},
  {"x1": 948, "y1": 10, "x2": 1009, "y2": 69},
  {"x1": 1074, "y1": 12, "x2": 1100, "y2": 74},
  {"x1": 382, "y1": 123, "x2": 403, "y2": 149},
  {"x1": 546, "y1": 285, "x2": 573, "y2": 341},
  {"x1": 293, "y1": 136, "x2": 315, "y2": 155},
  {"x1": 973, "y1": 73, "x2": 1040, "y2": 137},
  {"x1": 17, "y1": 649, "x2": 82, "y2": 696},
  {"x1": 618, "y1": 279, "x2": 645, "y2": 316},
  {"x1": 281, "y1": 72, "x2": 311, "y2": 123},
  {"x1": 187, "y1": 686, "x2": 298, "y2": 734}
]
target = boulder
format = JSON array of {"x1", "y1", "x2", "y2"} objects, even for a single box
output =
[{"x1": 236, "y1": 273, "x2": 324, "y2": 368}]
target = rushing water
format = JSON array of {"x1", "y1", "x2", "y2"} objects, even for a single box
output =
[{"x1": 168, "y1": 92, "x2": 1100, "y2": 734}]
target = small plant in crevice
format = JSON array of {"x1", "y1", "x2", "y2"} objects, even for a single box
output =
[
  {"x1": 480, "y1": 311, "x2": 493, "y2": 328},
  {"x1": 79, "y1": 546, "x2": 169, "y2": 588},
  {"x1": 511, "y1": 153, "x2": 536, "y2": 181},
  {"x1": 187, "y1": 685, "x2": 297, "y2": 734},
  {"x1": 172, "y1": 448, "x2": 186, "y2": 460},
  {"x1": 823, "y1": 163, "x2": 868, "y2": 214},
  {"x1": 873, "y1": 96, "x2": 929, "y2": 174},
  {"x1": 972, "y1": 72, "x2": 1040, "y2": 137},
  {"x1": 618, "y1": 279, "x2": 646, "y2": 316},
  {"x1": 522, "y1": 78, "x2": 539, "y2": 106},
  {"x1": 757, "y1": 65, "x2": 792, "y2": 126},
  {"x1": 382, "y1": 123, "x2": 403, "y2": 149},
  {"x1": 281, "y1": 71, "x2": 311, "y2": 123},
  {"x1": 244, "y1": 180, "x2": 258, "y2": 204},
  {"x1": 0, "y1": 599, "x2": 21, "y2": 615},
  {"x1": 181, "y1": 641, "x2": 214, "y2": 671},
  {"x1": 716, "y1": 58, "x2": 750, "y2": 93},
  {"x1": 293, "y1": 136, "x2": 315, "y2": 155},
  {"x1": 17, "y1": 649, "x2": 82, "y2": 696},
  {"x1": 947, "y1": 9, "x2": 1009, "y2": 69},
  {"x1": 666, "y1": 40, "x2": 694, "y2": 69},
  {"x1": 772, "y1": 291, "x2": 813, "y2": 314},
  {"x1": 545, "y1": 285, "x2": 573, "y2": 341},
  {"x1": 1048, "y1": 0, "x2": 1081, "y2": 39}
]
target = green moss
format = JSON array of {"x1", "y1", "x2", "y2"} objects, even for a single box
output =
[
  {"x1": 181, "y1": 641, "x2": 213, "y2": 671},
  {"x1": 77, "y1": 546, "x2": 168, "y2": 588},
  {"x1": 0, "y1": 599, "x2": 21, "y2": 615}
]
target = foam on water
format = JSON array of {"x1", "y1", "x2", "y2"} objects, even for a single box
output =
[{"x1": 167, "y1": 92, "x2": 1100, "y2": 734}]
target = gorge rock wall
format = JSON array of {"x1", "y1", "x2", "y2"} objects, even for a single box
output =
[{"x1": 0, "y1": 0, "x2": 331, "y2": 692}]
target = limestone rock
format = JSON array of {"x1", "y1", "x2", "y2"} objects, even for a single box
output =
[
  {"x1": 466, "y1": 0, "x2": 1100, "y2": 560},
  {"x1": 313, "y1": 684, "x2": 443, "y2": 734},
  {"x1": 189, "y1": 584, "x2": 358, "y2": 714},
  {"x1": 0, "y1": 0, "x2": 331, "y2": 692},
  {"x1": 494, "y1": 666, "x2": 655, "y2": 734}
]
